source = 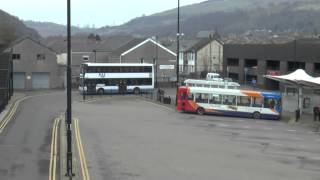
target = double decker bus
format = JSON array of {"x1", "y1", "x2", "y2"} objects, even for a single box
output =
[
  {"x1": 80, "y1": 63, "x2": 154, "y2": 94},
  {"x1": 177, "y1": 86, "x2": 282, "y2": 120}
]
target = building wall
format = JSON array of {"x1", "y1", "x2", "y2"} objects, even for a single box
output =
[
  {"x1": 120, "y1": 41, "x2": 177, "y2": 82},
  {"x1": 12, "y1": 38, "x2": 64, "y2": 90},
  {"x1": 223, "y1": 41, "x2": 320, "y2": 90},
  {"x1": 196, "y1": 40, "x2": 223, "y2": 74},
  {"x1": 57, "y1": 51, "x2": 111, "y2": 86}
]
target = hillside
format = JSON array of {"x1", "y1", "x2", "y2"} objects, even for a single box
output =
[
  {"x1": 112, "y1": 0, "x2": 320, "y2": 37},
  {"x1": 0, "y1": 10, "x2": 40, "y2": 45},
  {"x1": 24, "y1": 0, "x2": 320, "y2": 38},
  {"x1": 24, "y1": 21, "x2": 97, "y2": 37}
]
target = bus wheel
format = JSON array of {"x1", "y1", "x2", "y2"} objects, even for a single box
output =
[
  {"x1": 97, "y1": 89, "x2": 104, "y2": 95},
  {"x1": 253, "y1": 112, "x2": 261, "y2": 119},
  {"x1": 133, "y1": 88, "x2": 140, "y2": 95},
  {"x1": 196, "y1": 107, "x2": 205, "y2": 115}
]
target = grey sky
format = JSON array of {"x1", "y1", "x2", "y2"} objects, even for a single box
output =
[{"x1": 1, "y1": 0, "x2": 207, "y2": 27}]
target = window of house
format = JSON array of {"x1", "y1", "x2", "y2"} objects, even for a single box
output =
[
  {"x1": 82, "y1": 55, "x2": 89, "y2": 62},
  {"x1": 37, "y1": 54, "x2": 46, "y2": 60},
  {"x1": 12, "y1": 54, "x2": 21, "y2": 60}
]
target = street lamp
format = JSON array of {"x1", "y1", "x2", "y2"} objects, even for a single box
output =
[
  {"x1": 176, "y1": 0, "x2": 180, "y2": 106},
  {"x1": 66, "y1": 0, "x2": 74, "y2": 177},
  {"x1": 93, "y1": 49, "x2": 96, "y2": 63}
]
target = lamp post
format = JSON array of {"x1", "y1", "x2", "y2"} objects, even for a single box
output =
[
  {"x1": 66, "y1": 0, "x2": 74, "y2": 177},
  {"x1": 93, "y1": 49, "x2": 96, "y2": 63},
  {"x1": 176, "y1": 0, "x2": 180, "y2": 106}
]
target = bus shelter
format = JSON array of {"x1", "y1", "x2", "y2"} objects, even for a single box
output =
[{"x1": 265, "y1": 69, "x2": 320, "y2": 116}]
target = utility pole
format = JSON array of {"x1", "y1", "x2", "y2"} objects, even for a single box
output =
[
  {"x1": 209, "y1": 34, "x2": 212, "y2": 72},
  {"x1": 176, "y1": 0, "x2": 180, "y2": 106},
  {"x1": 66, "y1": 0, "x2": 74, "y2": 178}
]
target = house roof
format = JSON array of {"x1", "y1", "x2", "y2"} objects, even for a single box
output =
[
  {"x1": 4, "y1": 37, "x2": 57, "y2": 54},
  {"x1": 185, "y1": 38, "x2": 223, "y2": 52},
  {"x1": 121, "y1": 38, "x2": 176, "y2": 57},
  {"x1": 112, "y1": 38, "x2": 145, "y2": 56},
  {"x1": 45, "y1": 35, "x2": 135, "y2": 53},
  {"x1": 166, "y1": 39, "x2": 199, "y2": 53},
  {"x1": 114, "y1": 38, "x2": 177, "y2": 57}
]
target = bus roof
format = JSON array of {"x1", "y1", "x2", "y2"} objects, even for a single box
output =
[
  {"x1": 184, "y1": 79, "x2": 240, "y2": 86},
  {"x1": 83, "y1": 63, "x2": 153, "y2": 67},
  {"x1": 183, "y1": 86, "x2": 281, "y2": 98}
]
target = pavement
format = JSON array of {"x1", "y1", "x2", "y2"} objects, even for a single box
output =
[{"x1": 73, "y1": 95, "x2": 320, "y2": 180}]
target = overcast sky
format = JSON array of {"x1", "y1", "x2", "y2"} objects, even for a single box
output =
[{"x1": 1, "y1": 0, "x2": 207, "y2": 27}]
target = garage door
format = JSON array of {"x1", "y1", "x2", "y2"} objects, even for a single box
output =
[
  {"x1": 13, "y1": 72, "x2": 25, "y2": 89},
  {"x1": 32, "y1": 72, "x2": 50, "y2": 89}
]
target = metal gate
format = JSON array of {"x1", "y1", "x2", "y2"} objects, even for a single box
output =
[
  {"x1": 13, "y1": 72, "x2": 26, "y2": 89},
  {"x1": 32, "y1": 72, "x2": 50, "y2": 89}
]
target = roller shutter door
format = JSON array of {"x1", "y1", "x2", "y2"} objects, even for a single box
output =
[
  {"x1": 32, "y1": 72, "x2": 50, "y2": 89},
  {"x1": 13, "y1": 72, "x2": 25, "y2": 89}
]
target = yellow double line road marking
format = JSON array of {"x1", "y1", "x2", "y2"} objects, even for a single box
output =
[
  {"x1": 0, "y1": 92, "x2": 59, "y2": 133},
  {"x1": 49, "y1": 118, "x2": 60, "y2": 180},
  {"x1": 0, "y1": 96, "x2": 28, "y2": 133},
  {"x1": 74, "y1": 118, "x2": 90, "y2": 180}
]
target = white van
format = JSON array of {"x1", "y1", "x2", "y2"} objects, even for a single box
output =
[{"x1": 206, "y1": 73, "x2": 223, "y2": 81}]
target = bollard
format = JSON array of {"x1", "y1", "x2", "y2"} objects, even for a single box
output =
[{"x1": 295, "y1": 109, "x2": 300, "y2": 122}]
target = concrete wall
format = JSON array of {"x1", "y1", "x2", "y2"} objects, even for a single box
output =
[
  {"x1": 12, "y1": 38, "x2": 64, "y2": 90},
  {"x1": 223, "y1": 42, "x2": 320, "y2": 90}
]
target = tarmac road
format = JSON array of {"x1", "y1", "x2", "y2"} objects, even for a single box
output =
[
  {"x1": 74, "y1": 95, "x2": 320, "y2": 180},
  {"x1": 0, "y1": 91, "x2": 66, "y2": 180}
]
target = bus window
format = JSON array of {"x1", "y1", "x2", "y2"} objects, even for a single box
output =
[
  {"x1": 104, "y1": 80, "x2": 109, "y2": 86},
  {"x1": 223, "y1": 95, "x2": 236, "y2": 105},
  {"x1": 203, "y1": 94, "x2": 209, "y2": 103},
  {"x1": 209, "y1": 94, "x2": 221, "y2": 104},
  {"x1": 264, "y1": 98, "x2": 277, "y2": 109},
  {"x1": 188, "y1": 93, "x2": 194, "y2": 100},
  {"x1": 181, "y1": 92, "x2": 187, "y2": 100},
  {"x1": 144, "y1": 67, "x2": 152, "y2": 72},
  {"x1": 253, "y1": 97, "x2": 264, "y2": 107},
  {"x1": 237, "y1": 96, "x2": 251, "y2": 106},
  {"x1": 195, "y1": 93, "x2": 209, "y2": 103}
]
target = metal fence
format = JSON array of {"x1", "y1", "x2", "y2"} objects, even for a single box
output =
[{"x1": 0, "y1": 53, "x2": 13, "y2": 113}]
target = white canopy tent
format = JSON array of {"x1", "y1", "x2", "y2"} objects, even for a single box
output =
[
  {"x1": 297, "y1": 77, "x2": 320, "y2": 87},
  {"x1": 265, "y1": 69, "x2": 320, "y2": 115}
]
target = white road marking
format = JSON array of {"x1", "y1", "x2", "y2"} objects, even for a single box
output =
[
  {"x1": 217, "y1": 123, "x2": 230, "y2": 127},
  {"x1": 270, "y1": 143, "x2": 284, "y2": 146},
  {"x1": 286, "y1": 129, "x2": 297, "y2": 132}
]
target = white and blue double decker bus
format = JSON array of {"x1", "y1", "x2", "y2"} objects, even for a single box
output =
[{"x1": 80, "y1": 63, "x2": 154, "y2": 94}]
